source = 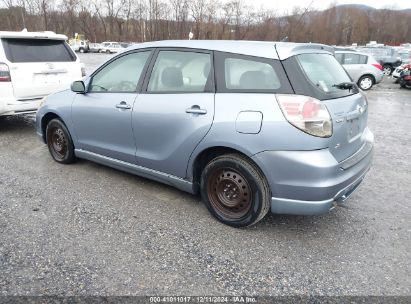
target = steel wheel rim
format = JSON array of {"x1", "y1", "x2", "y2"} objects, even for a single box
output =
[
  {"x1": 49, "y1": 127, "x2": 67, "y2": 160},
  {"x1": 360, "y1": 77, "x2": 372, "y2": 90},
  {"x1": 207, "y1": 168, "x2": 252, "y2": 220}
]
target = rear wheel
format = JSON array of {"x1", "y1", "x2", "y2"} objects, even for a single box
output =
[
  {"x1": 383, "y1": 65, "x2": 393, "y2": 76},
  {"x1": 200, "y1": 154, "x2": 270, "y2": 227},
  {"x1": 79, "y1": 48, "x2": 85, "y2": 53},
  {"x1": 106, "y1": 50, "x2": 111, "y2": 54},
  {"x1": 46, "y1": 119, "x2": 75, "y2": 164},
  {"x1": 358, "y1": 75, "x2": 374, "y2": 91}
]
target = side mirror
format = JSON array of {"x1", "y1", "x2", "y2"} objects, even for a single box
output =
[{"x1": 71, "y1": 80, "x2": 86, "y2": 93}]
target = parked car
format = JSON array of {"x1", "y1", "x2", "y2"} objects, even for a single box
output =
[
  {"x1": 100, "y1": 42, "x2": 125, "y2": 54},
  {"x1": 0, "y1": 31, "x2": 84, "y2": 117},
  {"x1": 69, "y1": 40, "x2": 89, "y2": 53},
  {"x1": 89, "y1": 43, "x2": 102, "y2": 53},
  {"x1": 36, "y1": 41, "x2": 374, "y2": 227},
  {"x1": 334, "y1": 50, "x2": 384, "y2": 90},
  {"x1": 357, "y1": 46, "x2": 402, "y2": 75},
  {"x1": 392, "y1": 50, "x2": 411, "y2": 83},
  {"x1": 399, "y1": 64, "x2": 411, "y2": 89}
]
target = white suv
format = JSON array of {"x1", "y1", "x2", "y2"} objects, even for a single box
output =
[{"x1": 0, "y1": 31, "x2": 83, "y2": 116}]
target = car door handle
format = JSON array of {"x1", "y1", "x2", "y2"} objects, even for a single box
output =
[
  {"x1": 185, "y1": 105, "x2": 207, "y2": 115},
  {"x1": 116, "y1": 101, "x2": 131, "y2": 110}
]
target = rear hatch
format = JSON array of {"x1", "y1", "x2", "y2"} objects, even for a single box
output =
[
  {"x1": 286, "y1": 52, "x2": 369, "y2": 162},
  {"x1": 1, "y1": 38, "x2": 81, "y2": 100}
]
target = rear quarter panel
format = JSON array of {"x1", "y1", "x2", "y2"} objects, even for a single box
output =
[{"x1": 186, "y1": 93, "x2": 331, "y2": 180}]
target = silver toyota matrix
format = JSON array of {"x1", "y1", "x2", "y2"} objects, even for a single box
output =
[{"x1": 36, "y1": 40, "x2": 374, "y2": 227}]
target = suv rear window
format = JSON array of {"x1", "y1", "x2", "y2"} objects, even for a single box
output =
[
  {"x1": 297, "y1": 53, "x2": 353, "y2": 96},
  {"x1": 1, "y1": 38, "x2": 76, "y2": 63}
]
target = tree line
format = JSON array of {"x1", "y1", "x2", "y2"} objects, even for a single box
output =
[{"x1": 1, "y1": 0, "x2": 410, "y2": 45}]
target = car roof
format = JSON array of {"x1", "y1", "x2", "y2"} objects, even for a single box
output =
[
  {"x1": 129, "y1": 40, "x2": 334, "y2": 60},
  {"x1": 0, "y1": 30, "x2": 67, "y2": 40}
]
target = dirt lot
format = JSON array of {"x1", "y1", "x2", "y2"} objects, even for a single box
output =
[{"x1": 0, "y1": 54, "x2": 410, "y2": 296}]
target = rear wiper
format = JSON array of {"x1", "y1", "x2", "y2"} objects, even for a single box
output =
[{"x1": 332, "y1": 82, "x2": 355, "y2": 90}]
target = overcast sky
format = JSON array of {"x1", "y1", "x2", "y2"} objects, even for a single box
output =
[{"x1": 241, "y1": 0, "x2": 410, "y2": 14}]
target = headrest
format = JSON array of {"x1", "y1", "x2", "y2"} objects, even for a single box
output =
[{"x1": 161, "y1": 67, "x2": 183, "y2": 88}]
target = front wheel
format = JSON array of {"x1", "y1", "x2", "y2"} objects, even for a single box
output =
[
  {"x1": 46, "y1": 119, "x2": 76, "y2": 164},
  {"x1": 200, "y1": 154, "x2": 271, "y2": 227},
  {"x1": 358, "y1": 75, "x2": 374, "y2": 91}
]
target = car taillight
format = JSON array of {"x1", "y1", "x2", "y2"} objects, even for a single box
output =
[
  {"x1": 0, "y1": 63, "x2": 11, "y2": 82},
  {"x1": 276, "y1": 94, "x2": 332, "y2": 138},
  {"x1": 372, "y1": 63, "x2": 383, "y2": 71}
]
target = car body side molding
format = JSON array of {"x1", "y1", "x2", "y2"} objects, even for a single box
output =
[{"x1": 75, "y1": 149, "x2": 194, "y2": 194}]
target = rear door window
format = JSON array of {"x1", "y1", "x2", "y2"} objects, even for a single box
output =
[
  {"x1": 343, "y1": 53, "x2": 360, "y2": 64},
  {"x1": 335, "y1": 53, "x2": 344, "y2": 63},
  {"x1": 1, "y1": 38, "x2": 76, "y2": 63}
]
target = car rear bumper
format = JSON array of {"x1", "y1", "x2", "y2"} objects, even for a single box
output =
[
  {"x1": 0, "y1": 98, "x2": 43, "y2": 116},
  {"x1": 252, "y1": 128, "x2": 374, "y2": 215},
  {"x1": 374, "y1": 72, "x2": 384, "y2": 84}
]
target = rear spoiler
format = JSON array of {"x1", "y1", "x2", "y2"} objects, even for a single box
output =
[
  {"x1": 0, "y1": 31, "x2": 67, "y2": 41},
  {"x1": 275, "y1": 43, "x2": 334, "y2": 60}
]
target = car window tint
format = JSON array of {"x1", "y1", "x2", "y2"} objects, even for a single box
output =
[
  {"x1": 297, "y1": 53, "x2": 351, "y2": 94},
  {"x1": 335, "y1": 53, "x2": 344, "y2": 63},
  {"x1": 343, "y1": 53, "x2": 360, "y2": 64},
  {"x1": 224, "y1": 57, "x2": 280, "y2": 90},
  {"x1": 147, "y1": 51, "x2": 211, "y2": 92},
  {"x1": 359, "y1": 55, "x2": 368, "y2": 64},
  {"x1": 90, "y1": 51, "x2": 150, "y2": 93},
  {"x1": 2, "y1": 38, "x2": 76, "y2": 63}
]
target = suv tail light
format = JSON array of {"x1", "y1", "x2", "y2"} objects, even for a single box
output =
[
  {"x1": 0, "y1": 63, "x2": 11, "y2": 82},
  {"x1": 276, "y1": 94, "x2": 332, "y2": 138},
  {"x1": 372, "y1": 63, "x2": 383, "y2": 71}
]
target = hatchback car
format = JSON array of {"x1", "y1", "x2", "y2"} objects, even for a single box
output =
[
  {"x1": 334, "y1": 50, "x2": 384, "y2": 90},
  {"x1": 36, "y1": 41, "x2": 374, "y2": 227},
  {"x1": 357, "y1": 46, "x2": 402, "y2": 75},
  {"x1": 0, "y1": 31, "x2": 84, "y2": 117}
]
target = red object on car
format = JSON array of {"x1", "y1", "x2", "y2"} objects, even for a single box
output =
[{"x1": 371, "y1": 63, "x2": 383, "y2": 71}]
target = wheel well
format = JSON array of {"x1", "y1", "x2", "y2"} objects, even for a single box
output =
[
  {"x1": 41, "y1": 113, "x2": 61, "y2": 142},
  {"x1": 192, "y1": 146, "x2": 257, "y2": 193}
]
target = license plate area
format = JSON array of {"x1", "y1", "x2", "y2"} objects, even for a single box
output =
[{"x1": 347, "y1": 117, "x2": 361, "y2": 142}]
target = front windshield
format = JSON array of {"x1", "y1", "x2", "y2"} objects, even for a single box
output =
[{"x1": 297, "y1": 53, "x2": 352, "y2": 94}]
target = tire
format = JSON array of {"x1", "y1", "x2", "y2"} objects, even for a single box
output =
[
  {"x1": 46, "y1": 118, "x2": 75, "y2": 164},
  {"x1": 358, "y1": 75, "x2": 374, "y2": 91},
  {"x1": 200, "y1": 154, "x2": 271, "y2": 227},
  {"x1": 106, "y1": 50, "x2": 111, "y2": 54},
  {"x1": 383, "y1": 65, "x2": 393, "y2": 76},
  {"x1": 79, "y1": 48, "x2": 85, "y2": 53}
]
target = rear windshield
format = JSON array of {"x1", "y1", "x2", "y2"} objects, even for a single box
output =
[
  {"x1": 297, "y1": 53, "x2": 353, "y2": 96},
  {"x1": 1, "y1": 38, "x2": 76, "y2": 63}
]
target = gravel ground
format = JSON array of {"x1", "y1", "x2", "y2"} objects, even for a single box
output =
[{"x1": 0, "y1": 53, "x2": 410, "y2": 296}]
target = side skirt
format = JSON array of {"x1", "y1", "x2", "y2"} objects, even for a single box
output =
[{"x1": 75, "y1": 149, "x2": 195, "y2": 194}]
